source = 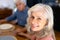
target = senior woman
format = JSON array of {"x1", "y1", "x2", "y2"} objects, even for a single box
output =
[{"x1": 18, "y1": 3, "x2": 56, "y2": 40}]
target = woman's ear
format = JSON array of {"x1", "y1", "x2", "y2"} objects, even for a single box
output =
[{"x1": 45, "y1": 19, "x2": 48, "y2": 26}]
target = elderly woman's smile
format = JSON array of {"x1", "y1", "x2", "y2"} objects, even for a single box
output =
[{"x1": 29, "y1": 11, "x2": 47, "y2": 32}]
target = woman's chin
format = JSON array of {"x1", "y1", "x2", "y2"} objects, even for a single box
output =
[
  {"x1": 31, "y1": 28, "x2": 38, "y2": 32},
  {"x1": 31, "y1": 28, "x2": 41, "y2": 32}
]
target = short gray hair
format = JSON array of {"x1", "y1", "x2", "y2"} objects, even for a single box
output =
[
  {"x1": 14, "y1": 0, "x2": 26, "y2": 5},
  {"x1": 26, "y1": 3, "x2": 55, "y2": 38}
]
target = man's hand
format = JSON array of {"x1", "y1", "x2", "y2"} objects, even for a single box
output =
[{"x1": 9, "y1": 20, "x2": 17, "y2": 25}]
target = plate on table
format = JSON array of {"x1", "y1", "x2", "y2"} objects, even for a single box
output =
[
  {"x1": 0, "y1": 24, "x2": 15, "y2": 31},
  {"x1": 0, "y1": 35, "x2": 17, "y2": 40}
]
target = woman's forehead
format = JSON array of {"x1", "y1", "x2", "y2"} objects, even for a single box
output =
[
  {"x1": 32, "y1": 7, "x2": 46, "y2": 13},
  {"x1": 32, "y1": 9, "x2": 46, "y2": 16}
]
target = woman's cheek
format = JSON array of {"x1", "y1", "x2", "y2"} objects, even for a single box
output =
[{"x1": 29, "y1": 19, "x2": 32, "y2": 25}]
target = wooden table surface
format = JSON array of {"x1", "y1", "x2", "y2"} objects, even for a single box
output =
[{"x1": 0, "y1": 24, "x2": 28, "y2": 40}]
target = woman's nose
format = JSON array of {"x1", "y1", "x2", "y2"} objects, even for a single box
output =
[{"x1": 31, "y1": 19, "x2": 37, "y2": 24}]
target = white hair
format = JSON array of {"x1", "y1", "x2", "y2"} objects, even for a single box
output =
[
  {"x1": 26, "y1": 3, "x2": 55, "y2": 39},
  {"x1": 14, "y1": 0, "x2": 26, "y2": 5},
  {"x1": 27, "y1": 3, "x2": 54, "y2": 31}
]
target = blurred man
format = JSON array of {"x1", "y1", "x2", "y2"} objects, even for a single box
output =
[{"x1": 0, "y1": 0, "x2": 28, "y2": 27}]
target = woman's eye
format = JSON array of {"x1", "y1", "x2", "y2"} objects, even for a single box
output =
[
  {"x1": 37, "y1": 18, "x2": 41, "y2": 20},
  {"x1": 31, "y1": 16, "x2": 34, "y2": 19}
]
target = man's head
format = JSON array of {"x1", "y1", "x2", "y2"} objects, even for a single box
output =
[{"x1": 14, "y1": 0, "x2": 26, "y2": 11}]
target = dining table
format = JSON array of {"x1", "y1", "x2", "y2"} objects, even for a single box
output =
[{"x1": 0, "y1": 22, "x2": 28, "y2": 40}]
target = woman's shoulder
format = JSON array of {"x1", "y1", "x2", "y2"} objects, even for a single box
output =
[
  {"x1": 31, "y1": 34, "x2": 53, "y2": 40},
  {"x1": 39, "y1": 34, "x2": 54, "y2": 40}
]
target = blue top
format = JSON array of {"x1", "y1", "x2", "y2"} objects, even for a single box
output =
[{"x1": 6, "y1": 6, "x2": 29, "y2": 27}]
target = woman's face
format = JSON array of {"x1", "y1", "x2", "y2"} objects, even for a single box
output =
[{"x1": 29, "y1": 11, "x2": 47, "y2": 32}]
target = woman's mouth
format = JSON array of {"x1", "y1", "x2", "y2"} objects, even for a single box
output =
[{"x1": 31, "y1": 25, "x2": 39, "y2": 29}]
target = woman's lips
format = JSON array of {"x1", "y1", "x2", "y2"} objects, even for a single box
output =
[
  {"x1": 31, "y1": 25, "x2": 35, "y2": 28},
  {"x1": 31, "y1": 25, "x2": 39, "y2": 29}
]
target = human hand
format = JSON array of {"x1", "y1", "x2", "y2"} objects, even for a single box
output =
[
  {"x1": 9, "y1": 20, "x2": 17, "y2": 25},
  {"x1": 18, "y1": 32, "x2": 25, "y2": 36},
  {"x1": 14, "y1": 28, "x2": 22, "y2": 34}
]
